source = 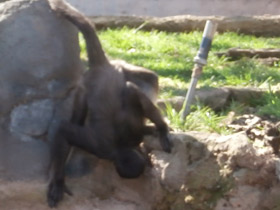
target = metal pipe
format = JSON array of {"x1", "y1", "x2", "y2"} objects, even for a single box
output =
[{"x1": 181, "y1": 20, "x2": 218, "y2": 119}]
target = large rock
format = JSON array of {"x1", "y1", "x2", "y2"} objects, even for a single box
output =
[
  {"x1": 1, "y1": 131, "x2": 279, "y2": 209},
  {"x1": 0, "y1": 0, "x2": 82, "y2": 179}
]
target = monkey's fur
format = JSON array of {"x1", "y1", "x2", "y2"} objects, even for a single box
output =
[{"x1": 47, "y1": 0, "x2": 172, "y2": 207}]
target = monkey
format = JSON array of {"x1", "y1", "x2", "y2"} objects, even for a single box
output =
[
  {"x1": 110, "y1": 59, "x2": 159, "y2": 103},
  {"x1": 46, "y1": 0, "x2": 172, "y2": 207}
]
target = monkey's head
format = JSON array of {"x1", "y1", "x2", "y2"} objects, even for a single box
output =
[{"x1": 113, "y1": 148, "x2": 146, "y2": 178}]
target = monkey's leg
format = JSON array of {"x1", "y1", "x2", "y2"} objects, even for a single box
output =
[
  {"x1": 126, "y1": 82, "x2": 172, "y2": 153},
  {"x1": 47, "y1": 123, "x2": 91, "y2": 207},
  {"x1": 47, "y1": 87, "x2": 89, "y2": 207},
  {"x1": 48, "y1": 124, "x2": 72, "y2": 207}
]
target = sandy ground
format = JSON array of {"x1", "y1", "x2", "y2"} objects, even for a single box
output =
[
  {"x1": 0, "y1": 159, "x2": 154, "y2": 210},
  {"x1": 0, "y1": 177, "x2": 140, "y2": 210}
]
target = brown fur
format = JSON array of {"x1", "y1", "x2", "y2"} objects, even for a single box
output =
[{"x1": 47, "y1": 0, "x2": 172, "y2": 207}]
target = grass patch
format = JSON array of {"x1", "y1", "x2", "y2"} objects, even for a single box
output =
[
  {"x1": 257, "y1": 89, "x2": 280, "y2": 118},
  {"x1": 165, "y1": 103, "x2": 231, "y2": 134},
  {"x1": 79, "y1": 28, "x2": 280, "y2": 133},
  {"x1": 97, "y1": 28, "x2": 280, "y2": 90}
]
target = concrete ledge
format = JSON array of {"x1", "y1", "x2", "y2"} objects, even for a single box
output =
[{"x1": 91, "y1": 15, "x2": 280, "y2": 36}]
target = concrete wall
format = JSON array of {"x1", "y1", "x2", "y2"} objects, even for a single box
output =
[{"x1": 67, "y1": 0, "x2": 280, "y2": 17}]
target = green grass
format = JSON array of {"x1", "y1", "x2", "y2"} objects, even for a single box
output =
[
  {"x1": 97, "y1": 28, "x2": 280, "y2": 91},
  {"x1": 257, "y1": 87, "x2": 280, "y2": 118},
  {"x1": 79, "y1": 28, "x2": 280, "y2": 133},
  {"x1": 165, "y1": 103, "x2": 231, "y2": 134}
]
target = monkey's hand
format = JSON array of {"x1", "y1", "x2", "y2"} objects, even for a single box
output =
[{"x1": 47, "y1": 179, "x2": 73, "y2": 208}]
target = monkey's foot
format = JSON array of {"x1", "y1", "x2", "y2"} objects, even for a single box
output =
[{"x1": 47, "y1": 180, "x2": 72, "y2": 208}]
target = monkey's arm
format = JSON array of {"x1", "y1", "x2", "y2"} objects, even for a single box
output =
[
  {"x1": 71, "y1": 86, "x2": 88, "y2": 125},
  {"x1": 141, "y1": 100, "x2": 172, "y2": 153},
  {"x1": 126, "y1": 82, "x2": 172, "y2": 153}
]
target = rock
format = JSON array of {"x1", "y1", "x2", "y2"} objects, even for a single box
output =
[
  {"x1": 157, "y1": 96, "x2": 185, "y2": 112},
  {"x1": 215, "y1": 186, "x2": 262, "y2": 210},
  {"x1": 0, "y1": 0, "x2": 82, "y2": 117},
  {"x1": 158, "y1": 87, "x2": 280, "y2": 113},
  {"x1": 260, "y1": 184, "x2": 280, "y2": 210},
  {"x1": 1, "y1": 1, "x2": 280, "y2": 209},
  {"x1": 227, "y1": 87, "x2": 265, "y2": 106},
  {"x1": 195, "y1": 87, "x2": 230, "y2": 110},
  {"x1": 1, "y1": 131, "x2": 280, "y2": 209},
  {"x1": 258, "y1": 57, "x2": 280, "y2": 66},
  {"x1": 10, "y1": 99, "x2": 54, "y2": 139},
  {"x1": 0, "y1": 0, "x2": 82, "y2": 179},
  {"x1": 158, "y1": 87, "x2": 230, "y2": 112},
  {"x1": 216, "y1": 48, "x2": 280, "y2": 60},
  {"x1": 0, "y1": 128, "x2": 50, "y2": 180}
]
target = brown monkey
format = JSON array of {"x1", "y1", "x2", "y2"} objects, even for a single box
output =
[{"x1": 47, "y1": 0, "x2": 172, "y2": 207}]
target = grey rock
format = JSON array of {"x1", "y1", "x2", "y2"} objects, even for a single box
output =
[
  {"x1": 0, "y1": 0, "x2": 83, "y2": 179},
  {"x1": 0, "y1": 128, "x2": 50, "y2": 180},
  {"x1": 10, "y1": 99, "x2": 54, "y2": 138},
  {"x1": 157, "y1": 96, "x2": 185, "y2": 112},
  {"x1": 158, "y1": 87, "x2": 279, "y2": 113},
  {"x1": 157, "y1": 87, "x2": 230, "y2": 112},
  {"x1": 228, "y1": 87, "x2": 265, "y2": 105},
  {"x1": 0, "y1": 131, "x2": 279, "y2": 209},
  {"x1": 196, "y1": 87, "x2": 230, "y2": 110},
  {"x1": 0, "y1": 0, "x2": 82, "y2": 116}
]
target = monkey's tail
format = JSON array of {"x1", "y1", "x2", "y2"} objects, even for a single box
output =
[{"x1": 48, "y1": 0, "x2": 108, "y2": 67}]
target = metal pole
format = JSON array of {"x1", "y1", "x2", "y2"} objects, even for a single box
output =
[{"x1": 181, "y1": 20, "x2": 218, "y2": 119}]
